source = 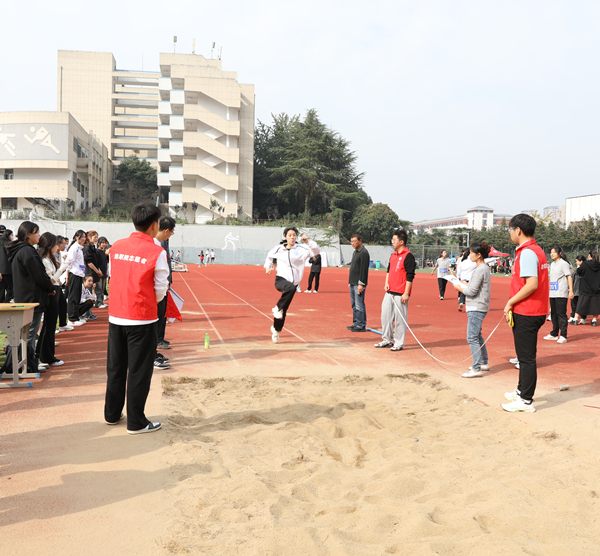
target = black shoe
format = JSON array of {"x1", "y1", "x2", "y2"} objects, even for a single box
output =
[
  {"x1": 127, "y1": 422, "x2": 162, "y2": 435},
  {"x1": 347, "y1": 325, "x2": 356, "y2": 330},
  {"x1": 350, "y1": 326, "x2": 367, "y2": 332},
  {"x1": 156, "y1": 353, "x2": 169, "y2": 363},
  {"x1": 154, "y1": 359, "x2": 170, "y2": 369},
  {"x1": 157, "y1": 341, "x2": 171, "y2": 350},
  {"x1": 163, "y1": 340, "x2": 171, "y2": 345}
]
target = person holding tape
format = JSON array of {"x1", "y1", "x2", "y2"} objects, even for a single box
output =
[
  {"x1": 374, "y1": 229, "x2": 415, "y2": 352},
  {"x1": 264, "y1": 227, "x2": 320, "y2": 344},
  {"x1": 453, "y1": 241, "x2": 492, "y2": 378},
  {"x1": 502, "y1": 214, "x2": 549, "y2": 413}
]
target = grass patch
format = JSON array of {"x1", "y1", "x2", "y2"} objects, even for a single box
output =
[{"x1": 202, "y1": 377, "x2": 224, "y2": 389}]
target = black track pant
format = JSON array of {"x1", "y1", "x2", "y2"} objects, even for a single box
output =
[
  {"x1": 105, "y1": 321, "x2": 158, "y2": 431},
  {"x1": 67, "y1": 275, "x2": 84, "y2": 321},
  {"x1": 273, "y1": 276, "x2": 297, "y2": 332},
  {"x1": 37, "y1": 288, "x2": 59, "y2": 364},
  {"x1": 307, "y1": 272, "x2": 320, "y2": 291},
  {"x1": 512, "y1": 313, "x2": 545, "y2": 402},
  {"x1": 550, "y1": 297, "x2": 568, "y2": 338},
  {"x1": 437, "y1": 278, "x2": 448, "y2": 298}
]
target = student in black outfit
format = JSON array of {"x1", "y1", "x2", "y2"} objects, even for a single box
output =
[
  {"x1": 95, "y1": 236, "x2": 109, "y2": 308},
  {"x1": 156, "y1": 216, "x2": 175, "y2": 354},
  {"x1": 0, "y1": 228, "x2": 14, "y2": 302},
  {"x1": 305, "y1": 253, "x2": 322, "y2": 293}
]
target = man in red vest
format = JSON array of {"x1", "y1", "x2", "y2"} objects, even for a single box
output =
[
  {"x1": 104, "y1": 203, "x2": 170, "y2": 434},
  {"x1": 374, "y1": 228, "x2": 415, "y2": 351},
  {"x1": 502, "y1": 213, "x2": 549, "y2": 413}
]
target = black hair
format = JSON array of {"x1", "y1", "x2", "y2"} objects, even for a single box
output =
[
  {"x1": 589, "y1": 251, "x2": 600, "y2": 263},
  {"x1": 97, "y1": 236, "x2": 108, "y2": 245},
  {"x1": 392, "y1": 228, "x2": 408, "y2": 245},
  {"x1": 160, "y1": 215, "x2": 176, "y2": 231},
  {"x1": 470, "y1": 241, "x2": 491, "y2": 259},
  {"x1": 68, "y1": 229, "x2": 86, "y2": 250},
  {"x1": 351, "y1": 233, "x2": 362, "y2": 241},
  {"x1": 509, "y1": 213, "x2": 536, "y2": 237},
  {"x1": 576, "y1": 255, "x2": 586, "y2": 263},
  {"x1": 551, "y1": 246, "x2": 562, "y2": 255},
  {"x1": 10, "y1": 221, "x2": 39, "y2": 246},
  {"x1": 132, "y1": 203, "x2": 161, "y2": 231},
  {"x1": 281, "y1": 227, "x2": 299, "y2": 245},
  {"x1": 38, "y1": 232, "x2": 59, "y2": 269},
  {"x1": 460, "y1": 248, "x2": 470, "y2": 262},
  {"x1": 1, "y1": 228, "x2": 13, "y2": 243}
]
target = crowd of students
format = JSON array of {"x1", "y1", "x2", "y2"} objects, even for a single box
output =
[{"x1": 0, "y1": 216, "x2": 177, "y2": 377}]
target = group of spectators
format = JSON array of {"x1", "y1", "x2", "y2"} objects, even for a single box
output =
[{"x1": 0, "y1": 223, "x2": 111, "y2": 372}]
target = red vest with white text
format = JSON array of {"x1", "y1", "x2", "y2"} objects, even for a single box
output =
[
  {"x1": 388, "y1": 248, "x2": 413, "y2": 294},
  {"x1": 108, "y1": 232, "x2": 164, "y2": 321},
  {"x1": 510, "y1": 238, "x2": 549, "y2": 316}
]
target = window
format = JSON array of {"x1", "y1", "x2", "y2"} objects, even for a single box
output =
[
  {"x1": 1, "y1": 198, "x2": 17, "y2": 210},
  {"x1": 4, "y1": 169, "x2": 13, "y2": 180}
]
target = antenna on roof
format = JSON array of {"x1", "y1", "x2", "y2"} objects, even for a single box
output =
[
  {"x1": 192, "y1": 39, "x2": 195, "y2": 54},
  {"x1": 211, "y1": 42, "x2": 215, "y2": 59},
  {"x1": 219, "y1": 47, "x2": 222, "y2": 60},
  {"x1": 173, "y1": 36, "x2": 177, "y2": 53}
]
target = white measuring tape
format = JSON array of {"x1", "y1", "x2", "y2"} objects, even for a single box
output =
[{"x1": 385, "y1": 295, "x2": 507, "y2": 366}]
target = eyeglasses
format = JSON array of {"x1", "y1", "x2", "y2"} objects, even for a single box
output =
[{"x1": 508, "y1": 227, "x2": 516, "y2": 232}]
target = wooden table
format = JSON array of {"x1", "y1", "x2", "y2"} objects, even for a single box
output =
[{"x1": 0, "y1": 303, "x2": 40, "y2": 389}]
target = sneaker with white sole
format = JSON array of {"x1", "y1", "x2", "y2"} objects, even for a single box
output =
[
  {"x1": 49, "y1": 360, "x2": 64, "y2": 366},
  {"x1": 509, "y1": 357, "x2": 519, "y2": 365},
  {"x1": 504, "y1": 390, "x2": 521, "y2": 401},
  {"x1": 557, "y1": 337, "x2": 568, "y2": 344},
  {"x1": 153, "y1": 359, "x2": 170, "y2": 369},
  {"x1": 312, "y1": 290, "x2": 318, "y2": 293},
  {"x1": 272, "y1": 306, "x2": 283, "y2": 319},
  {"x1": 58, "y1": 325, "x2": 74, "y2": 332},
  {"x1": 462, "y1": 369, "x2": 483, "y2": 378},
  {"x1": 304, "y1": 290, "x2": 311, "y2": 293},
  {"x1": 543, "y1": 334, "x2": 558, "y2": 341},
  {"x1": 55, "y1": 341, "x2": 59, "y2": 346},
  {"x1": 98, "y1": 304, "x2": 108, "y2": 308},
  {"x1": 67, "y1": 320, "x2": 85, "y2": 327},
  {"x1": 106, "y1": 412, "x2": 125, "y2": 425},
  {"x1": 127, "y1": 422, "x2": 162, "y2": 435},
  {"x1": 502, "y1": 397, "x2": 535, "y2": 413},
  {"x1": 580, "y1": 319, "x2": 586, "y2": 325},
  {"x1": 271, "y1": 326, "x2": 280, "y2": 343},
  {"x1": 515, "y1": 362, "x2": 520, "y2": 369},
  {"x1": 374, "y1": 341, "x2": 393, "y2": 348},
  {"x1": 469, "y1": 364, "x2": 489, "y2": 371},
  {"x1": 593, "y1": 320, "x2": 598, "y2": 327}
]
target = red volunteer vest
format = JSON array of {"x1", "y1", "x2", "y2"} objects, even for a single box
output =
[
  {"x1": 388, "y1": 247, "x2": 413, "y2": 294},
  {"x1": 108, "y1": 232, "x2": 164, "y2": 321},
  {"x1": 510, "y1": 238, "x2": 549, "y2": 316}
]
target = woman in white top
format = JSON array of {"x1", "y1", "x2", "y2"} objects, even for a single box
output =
[
  {"x1": 431, "y1": 250, "x2": 452, "y2": 300},
  {"x1": 544, "y1": 247, "x2": 573, "y2": 343},
  {"x1": 264, "y1": 227, "x2": 320, "y2": 343},
  {"x1": 65, "y1": 230, "x2": 87, "y2": 326},
  {"x1": 456, "y1": 249, "x2": 476, "y2": 312},
  {"x1": 37, "y1": 232, "x2": 65, "y2": 366}
]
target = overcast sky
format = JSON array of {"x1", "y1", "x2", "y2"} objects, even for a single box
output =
[{"x1": 2, "y1": 0, "x2": 599, "y2": 222}]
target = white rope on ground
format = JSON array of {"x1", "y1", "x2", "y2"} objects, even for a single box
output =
[{"x1": 390, "y1": 295, "x2": 507, "y2": 366}]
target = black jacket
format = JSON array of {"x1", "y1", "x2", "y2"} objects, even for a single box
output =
[
  {"x1": 309, "y1": 254, "x2": 322, "y2": 273},
  {"x1": 0, "y1": 232, "x2": 12, "y2": 275},
  {"x1": 349, "y1": 246, "x2": 370, "y2": 286},
  {"x1": 96, "y1": 247, "x2": 108, "y2": 275},
  {"x1": 83, "y1": 243, "x2": 100, "y2": 282},
  {"x1": 577, "y1": 260, "x2": 600, "y2": 296},
  {"x1": 6, "y1": 242, "x2": 55, "y2": 313}
]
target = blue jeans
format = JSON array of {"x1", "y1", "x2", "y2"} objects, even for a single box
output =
[
  {"x1": 349, "y1": 285, "x2": 366, "y2": 329},
  {"x1": 467, "y1": 311, "x2": 488, "y2": 370}
]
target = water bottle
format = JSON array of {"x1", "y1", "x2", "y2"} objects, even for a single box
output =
[{"x1": 204, "y1": 333, "x2": 210, "y2": 349}]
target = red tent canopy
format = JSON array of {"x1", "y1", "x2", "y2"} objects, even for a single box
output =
[{"x1": 489, "y1": 247, "x2": 509, "y2": 257}]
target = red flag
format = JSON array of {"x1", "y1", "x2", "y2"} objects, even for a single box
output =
[{"x1": 165, "y1": 289, "x2": 183, "y2": 322}]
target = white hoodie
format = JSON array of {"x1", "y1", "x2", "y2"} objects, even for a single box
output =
[{"x1": 264, "y1": 240, "x2": 320, "y2": 285}]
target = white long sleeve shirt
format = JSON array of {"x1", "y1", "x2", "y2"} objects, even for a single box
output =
[
  {"x1": 65, "y1": 242, "x2": 85, "y2": 277},
  {"x1": 264, "y1": 240, "x2": 320, "y2": 285}
]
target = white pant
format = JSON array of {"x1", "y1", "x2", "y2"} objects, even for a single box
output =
[{"x1": 381, "y1": 293, "x2": 408, "y2": 347}]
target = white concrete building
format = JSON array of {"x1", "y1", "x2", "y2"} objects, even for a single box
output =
[
  {"x1": 411, "y1": 206, "x2": 512, "y2": 233},
  {"x1": 565, "y1": 194, "x2": 600, "y2": 227}
]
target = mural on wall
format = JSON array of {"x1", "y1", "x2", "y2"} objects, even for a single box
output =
[
  {"x1": 222, "y1": 232, "x2": 240, "y2": 250},
  {"x1": 0, "y1": 127, "x2": 17, "y2": 157},
  {"x1": 0, "y1": 124, "x2": 68, "y2": 161},
  {"x1": 24, "y1": 127, "x2": 61, "y2": 154}
]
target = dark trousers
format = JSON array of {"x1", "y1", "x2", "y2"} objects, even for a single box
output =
[
  {"x1": 0, "y1": 274, "x2": 13, "y2": 302},
  {"x1": 156, "y1": 295, "x2": 168, "y2": 344},
  {"x1": 37, "y1": 288, "x2": 59, "y2": 364},
  {"x1": 458, "y1": 280, "x2": 468, "y2": 305},
  {"x1": 80, "y1": 299, "x2": 94, "y2": 316},
  {"x1": 58, "y1": 287, "x2": 68, "y2": 327},
  {"x1": 550, "y1": 297, "x2": 568, "y2": 338},
  {"x1": 307, "y1": 271, "x2": 320, "y2": 291},
  {"x1": 437, "y1": 278, "x2": 448, "y2": 298},
  {"x1": 96, "y1": 277, "x2": 106, "y2": 307},
  {"x1": 67, "y1": 274, "x2": 84, "y2": 321},
  {"x1": 273, "y1": 276, "x2": 296, "y2": 332},
  {"x1": 105, "y1": 322, "x2": 158, "y2": 431},
  {"x1": 512, "y1": 313, "x2": 546, "y2": 402}
]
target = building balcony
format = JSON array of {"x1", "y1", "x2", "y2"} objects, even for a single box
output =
[
  {"x1": 169, "y1": 166, "x2": 183, "y2": 182},
  {"x1": 182, "y1": 159, "x2": 238, "y2": 190},
  {"x1": 158, "y1": 172, "x2": 171, "y2": 187},
  {"x1": 183, "y1": 105, "x2": 240, "y2": 136},
  {"x1": 182, "y1": 132, "x2": 239, "y2": 163},
  {"x1": 169, "y1": 141, "x2": 184, "y2": 157}
]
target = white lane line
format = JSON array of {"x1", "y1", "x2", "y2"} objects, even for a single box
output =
[
  {"x1": 191, "y1": 268, "x2": 342, "y2": 366},
  {"x1": 178, "y1": 273, "x2": 238, "y2": 364}
]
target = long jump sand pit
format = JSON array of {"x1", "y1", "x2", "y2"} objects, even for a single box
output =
[
  {"x1": 3, "y1": 266, "x2": 600, "y2": 555},
  {"x1": 159, "y1": 373, "x2": 600, "y2": 556}
]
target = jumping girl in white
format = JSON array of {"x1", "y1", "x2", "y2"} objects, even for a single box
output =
[{"x1": 264, "y1": 227, "x2": 320, "y2": 343}]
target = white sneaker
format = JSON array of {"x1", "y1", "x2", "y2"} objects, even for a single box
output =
[
  {"x1": 543, "y1": 334, "x2": 558, "y2": 341},
  {"x1": 546, "y1": 316, "x2": 551, "y2": 321},
  {"x1": 509, "y1": 357, "x2": 519, "y2": 365},
  {"x1": 580, "y1": 319, "x2": 586, "y2": 325},
  {"x1": 502, "y1": 397, "x2": 536, "y2": 413},
  {"x1": 504, "y1": 390, "x2": 520, "y2": 401},
  {"x1": 469, "y1": 364, "x2": 489, "y2": 371},
  {"x1": 38, "y1": 362, "x2": 49, "y2": 369},
  {"x1": 127, "y1": 422, "x2": 162, "y2": 435},
  {"x1": 59, "y1": 325, "x2": 74, "y2": 332},
  {"x1": 304, "y1": 290, "x2": 311, "y2": 293},
  {"x1": 296, "y1": 285, "x2": 301, "y2": 293},
  {"x1": 272, "y1": 306, "x2": 283, "y2": 319},
  {"x1": 271, "y1": 325, "x2": 279, "y2": 344},
  {"x1": 515, "y1": 362, "x2": 520, "y2": 369},
  {"x1": 312, "y1": 290, "x2": 317, "y2": 293},
  {"x1": 462, "y1": 369, "x2": 483, "y2": 378},
  {"x1": 98, "y1": 304, "x2": 108, "y2": 308},
  {"x1": 67, "y1": 320, "x2": 85, "y2": 327},
  {"x1": 50, "y1": 360, "x2": 64, "y2": 367},
  {"x1": 557, "y1": 337, "x2": 568, "y2": 344},
  {"x1": 55, "y1": 341, "x2": 59, "y2": 346}
]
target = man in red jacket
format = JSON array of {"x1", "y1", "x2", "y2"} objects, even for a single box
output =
[
  {"x1": 502, "y1": 214, "x2": 550, "y2": 413},
  {"x1": 104, "y1": 203, "x2": 169, "y2": 434}
]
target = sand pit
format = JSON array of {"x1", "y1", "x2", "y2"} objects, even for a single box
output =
[{"x1": 158, "y1": 374, "x2": 599, "y2": 556}]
